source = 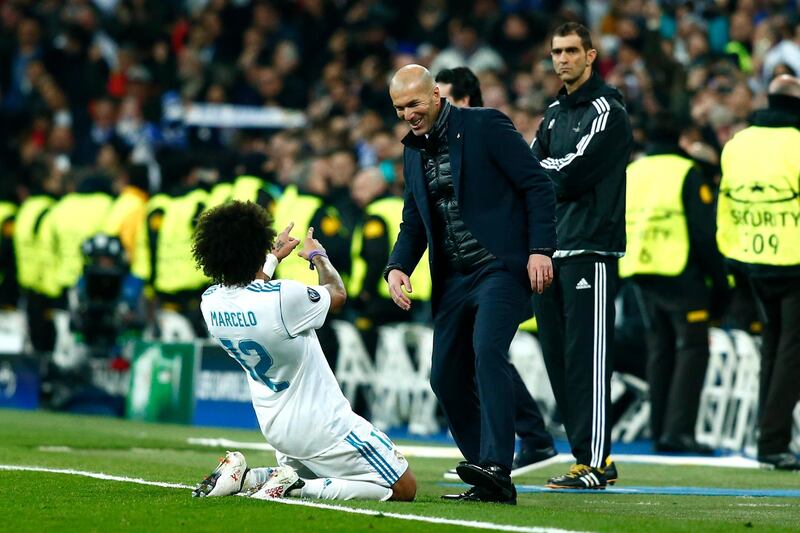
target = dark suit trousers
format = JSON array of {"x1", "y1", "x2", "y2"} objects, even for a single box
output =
[
  {"x1": 429, "y1": 260, "x2": 529, "y2": 470},
  {"x1": 532, "y1": 256, "x2": 617, "y2": 469},
  {"x1": 750, "y1": 276, "x2": 800, "y2": 455},
  {"x1": 510, "y1": 365, "x2": 554, "y2": 448}
]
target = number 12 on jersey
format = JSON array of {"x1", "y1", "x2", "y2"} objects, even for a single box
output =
[{"x1": 219, "y1": 338, "x2": 289, "y2": 392}]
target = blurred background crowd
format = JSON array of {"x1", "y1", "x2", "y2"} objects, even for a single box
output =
[{"x1": 0, "y1": 0, "x2": 797, "y2": 431}]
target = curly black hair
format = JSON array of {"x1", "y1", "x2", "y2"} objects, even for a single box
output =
[{"x1": 192, "y1": 201, "x2": 277, "y2": 287}]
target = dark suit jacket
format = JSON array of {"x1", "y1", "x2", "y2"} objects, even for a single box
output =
[{"x1": 389, "y1": 105, "x2": 557, "y2": 314}]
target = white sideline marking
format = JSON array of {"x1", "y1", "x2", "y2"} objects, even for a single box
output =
[
  {"x1": 736, "y1": 503, "x2": 791, "y2": 508},
  {"x1": 508, "y1": 453, "x2": 761, "y2": 479},
  {"x1": 38, "y1": 446, "x2": 74, "y2": 453},
  {"x1": 0, "y1": 465, "x2": 191, "y2": 489},
  {"x1": 0, "y1": 464, "x2": 592, "y2": 533},
  {"x1": 188, "y1": 437, "x2": 465, "y2": 459},
  {"x1": 610, "y1": 454, "x2": 761, "y2": 469}
]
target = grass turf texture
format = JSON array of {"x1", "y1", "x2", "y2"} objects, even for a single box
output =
[{"x1": 1, "y1": 408, "x2": 798, "y2": 532}]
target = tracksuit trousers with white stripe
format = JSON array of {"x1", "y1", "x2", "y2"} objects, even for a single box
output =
[{"x1": 532, "y1": 255, "x2": 617, "y2": 469}]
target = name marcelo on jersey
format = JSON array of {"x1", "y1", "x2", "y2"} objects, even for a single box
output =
[{"x1": 210, "y1": 310, "x2": 258, "y2": 328}]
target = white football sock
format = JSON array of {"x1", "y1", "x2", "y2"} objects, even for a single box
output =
[
  {"x1": 242, "y1": 467, "x2": 274, "y2": 492},
  {"x1": 294, "y1": 478, "x2": 392, "y2": 501}
]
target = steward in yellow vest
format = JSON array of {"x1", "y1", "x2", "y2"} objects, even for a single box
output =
[
  {"x1": 348, "y1": 169, "x2": 431, "y2": 365},
  {"x1": 152, "y1": 186, "x2": 211, "y2": 299},
  {"x1": 0, "y1": 199, "x2": 18, "y2": 308},
  {"x1": 132, "y1": 160, "x2": 212, "y2": 337},
  {"x1": 716, "y1": 75, "x2": 800, "y2": 470},
  {"x1": 14, "y1": 183, "x2": 59, "y2": 351},
  {"x1": 349, "y1": 169, "x2": 431, "y2": 339},
  {"x1": 620, "y1": 117, "x2": 729, "y2": 454},
  {"x1": 38, "y1": 176, "x2": 114, "y2": 299},
  {"x1": 273, "y1": 183, "x2": 351, "y2": 287}
]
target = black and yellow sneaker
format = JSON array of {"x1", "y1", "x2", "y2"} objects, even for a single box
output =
[
  {"x1": 546, "y1": 464, "x2": 607, "y2": 489},
  {"x1": 601, "y1": 457, "x2": 618, "y2": 485}
]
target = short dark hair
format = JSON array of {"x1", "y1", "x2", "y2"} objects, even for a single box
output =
[
  {"x1": 435, "y1": 67, "x2": 484, "y2": 107},
  {"x1": 192, "y1": 201, "x2": 277, "y2": 287},
  {"x1": 552, "y1": 22, "x2": 594, "y2": 52}
]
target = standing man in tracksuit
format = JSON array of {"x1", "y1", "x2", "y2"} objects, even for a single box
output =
[{"x1": 531, "y1": 22, "x2": 632, "y2": 489}]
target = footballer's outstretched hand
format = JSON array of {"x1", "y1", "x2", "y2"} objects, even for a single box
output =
[{"x1": 272, "y1": 222, "x2": 300, "y2": 261}]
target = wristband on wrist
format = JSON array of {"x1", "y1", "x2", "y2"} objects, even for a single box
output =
[
  {"x1": 307, "y1": 250, "x2": 328, "y2": 270},
  {"x1": 262, "y1": 253, "x2": 279, "y2": 278}
]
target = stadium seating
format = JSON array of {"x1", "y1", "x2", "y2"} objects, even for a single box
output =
[{"x1": 331, "y1": 320, "x2": 374, "y2": 408}]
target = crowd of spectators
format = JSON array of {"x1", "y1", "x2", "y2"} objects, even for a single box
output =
[
  {"x1": 1, "y1": 0, "x2": 797, "y2": 205},
  {"x1": 2, "y1": 0, "x2": 798, "y2": 447}
]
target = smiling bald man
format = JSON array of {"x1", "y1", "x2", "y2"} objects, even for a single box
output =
[{"x1": 383, "y1": 64, "x2": 557, "y2": 504}]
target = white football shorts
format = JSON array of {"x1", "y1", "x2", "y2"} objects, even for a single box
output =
[{"x1": 275, "y1": 417, "x2": 408, "y2": 488}]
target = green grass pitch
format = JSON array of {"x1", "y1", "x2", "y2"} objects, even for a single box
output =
[{"x1": 1, "y1": 408, "x2": 798, "y2": 532}]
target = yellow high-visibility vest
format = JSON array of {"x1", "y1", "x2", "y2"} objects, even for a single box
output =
[
  {"x1": 273, "y1": 185, "x2": 323, "y2": 286},
  {"x1": 231, "y1": 175, "x2": 281, "y2": 212},
  {"x1": 206, "y1": 182, "x2": 233, "y2": 209},
  {"x1": 619, "y1": 154, "x2": 694, "y2": 278},
  {"x1": 152, "y1": 189, "x2": 210, "y2": 294},
  {"x1": 349, "y1": 197, "x2": 432, "y2": 301},
  {"x1": 717, "y1": 126, "x2": 800, "y2": 266},
  {"x1": 231, "y1": 175, "x2": 263, "y2": 201},
  {"x1": 14, "y1": 196, "x2": 55, "y2": 291},
  {"x1": 39, "y1": 192, "x2": 114, "y2": 296}
]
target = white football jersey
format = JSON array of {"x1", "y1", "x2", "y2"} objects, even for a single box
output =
[{"x1": 200, "y1": 278, "x2": 359, "y2": 459}]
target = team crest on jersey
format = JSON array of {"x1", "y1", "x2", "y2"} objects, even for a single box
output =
[{"x1": 307, "y1": 288, "x2": 321, "y2": 302}]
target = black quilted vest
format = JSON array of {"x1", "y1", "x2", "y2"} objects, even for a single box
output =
[{"x1": 422, "y1": 102, "x2": 494, "y2": 273}]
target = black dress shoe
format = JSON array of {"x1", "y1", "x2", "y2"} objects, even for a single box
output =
[
  {"x1": 757, "y1": 452, "x2": 800, "y2": 471},
  {"x1": 441, "y1": 484, "x2": 517, "y2": 504},
  {"x1": 456, "y1": 463, "x2": 516, "y2": 501},
  {"x1": 655, "y1": 435, "x2": 714, "y2": 455},
  {"x1": 443, "y1": 460, "x2": 469, "y2": 477},
  {"x1": 512, "y1": 443, "x2": 558, "y2": 470}
]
